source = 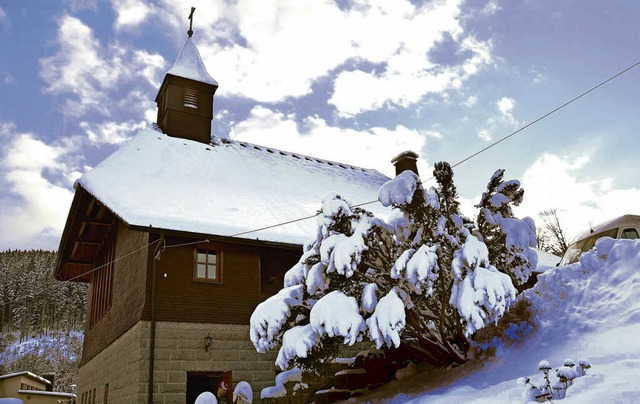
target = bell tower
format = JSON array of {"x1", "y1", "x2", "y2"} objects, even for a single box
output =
[{"x1": 155, "y1": 11, "x2": 218, "y2": 144}]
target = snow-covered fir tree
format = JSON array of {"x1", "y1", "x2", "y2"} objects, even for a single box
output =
[
  {"x1": 475, "y1": 169, "x2": 537, "y2": 288},
  {"x1": 249, "y1": 162, "x2": 537, "y2": 371}
]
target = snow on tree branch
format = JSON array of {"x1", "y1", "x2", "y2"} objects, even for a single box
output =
[
  {"x1": 250, "y1": 285, "x2": 305, "y2": 353},
  {"x1": 284, "y1": 246, "x2": 319, "y2": 287},
  {"x1": 361, "y1": 283, "x2": 379, "y2": 313},
  {"x1": 367, "y1": 289, "x2": 406, "y2": 349},
  {"x1": 310, "y1": 290, "x2": 366, "y2": 345},
  {"x1": 391, "y1": 244, "x2": 439, "y2": 295},
  {"x1": 275, "y1": 324, "x2": 320, "y2": 370},
  {"x1": 476, "y1": 169, "x2": 537, "y2": 286},
  {"x1": 450, "y1": 236, "x2": 516, "y2": 336},
  {"x1": 378, "y1": 170, "x2": 421, "y2": 207},
  {"x1": 250, "y1": 162, "x2": 535, "y2": 371}
]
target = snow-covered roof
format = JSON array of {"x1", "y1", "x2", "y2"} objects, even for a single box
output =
[
  {"x1": 166, "y1": 36, "x2": 218, "y2": 86},
  {"x1": 0, "y1": 371, "x2": 51, "y2": 385},
  {"x1": 570, "y1": 214, "x2": 640, "y2": 243},
  {"x1": 18, "y1": 390, "x2": 75, "y2": 398},
  {"x1": 77, "y1": 126, "x2": 391, "y2": 245}
]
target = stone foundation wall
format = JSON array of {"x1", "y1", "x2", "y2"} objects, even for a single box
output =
[
  {"x1": 153, "y1": 321, "x2": 278, "y2": 404},
  {"x1": 77, "y1": 321, "x2": 148, "y2": 403},
  {"x1": 77, "y1": 321, "x2": 277, "y2": 404}
]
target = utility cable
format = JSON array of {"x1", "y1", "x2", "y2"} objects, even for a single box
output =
[
  {"x1": 353, "y1": 58, "x2": 640, "y2": 208},
  {"x1": 2, "y1": 59, "x2": 638, "y2": 308}
]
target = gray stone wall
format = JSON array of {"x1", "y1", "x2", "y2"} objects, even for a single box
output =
[
  {"x1": 77, "y1": 321, "x2": 148, "y2": 403},
  {"x1": 77, "y1": 320, "x2": 278, "y2": 404},
  {"x1": 153, "y1": 322, "x2": 277, "y2": 404}
]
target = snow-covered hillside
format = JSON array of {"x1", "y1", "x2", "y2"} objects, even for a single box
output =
[
  {"x1": 357, "y1": 237, "x2": 640, "y2": 403},
  {"x1": 0, "y1": 331, "x2": 82, "y2": 364}
]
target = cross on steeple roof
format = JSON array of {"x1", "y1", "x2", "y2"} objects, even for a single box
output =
[{"x1": 187, "y1": 7, "x2": 195, "y2": 37}]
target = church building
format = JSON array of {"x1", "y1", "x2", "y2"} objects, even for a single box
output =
[{"x1": 55, "y1": 26, "x2": 394, "y2": 404}]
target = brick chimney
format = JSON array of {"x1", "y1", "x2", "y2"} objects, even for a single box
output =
[{"x1": 391, "y1": 151, "x2": 419, "y2": 176}]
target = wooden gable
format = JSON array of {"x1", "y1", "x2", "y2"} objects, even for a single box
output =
[{"x1": 55, "y1": 187, "x2": 117, "y2": 283}]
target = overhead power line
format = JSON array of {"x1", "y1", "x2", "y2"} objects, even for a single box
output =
[
  {"x1": 354, "y1": 59, "x2": 640, "y2": 207},
  {"x1": 449, "y1": 59, "x2": 640, "y2": 172},
  {"x1": 3, "y1": 59, "x2": 638, "y2": 308}
]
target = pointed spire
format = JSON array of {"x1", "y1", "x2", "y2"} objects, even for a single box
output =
[{"x1": 166, "y1": 37, "x2": 218, "y2": 86}]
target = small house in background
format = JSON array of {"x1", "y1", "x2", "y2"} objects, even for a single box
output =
[
  {"x1": 0, "y1": 371, "x2": 75, "y2": 403},
  {"x1": 54, "y1": 28, "x2": 390, "y2": 404}
]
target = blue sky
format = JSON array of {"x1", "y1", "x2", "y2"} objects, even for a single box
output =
[{"x1": 1, "y1": 0, "x2": 639, "y2": 250}]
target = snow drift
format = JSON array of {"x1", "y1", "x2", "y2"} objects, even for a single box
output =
[{"x1": 365, "y1": 237, "x2": 640, "y2": 403}]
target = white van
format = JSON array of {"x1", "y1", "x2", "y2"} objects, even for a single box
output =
[{"x1": 559, "y1": 214, "x2": 640, "y2": 266}]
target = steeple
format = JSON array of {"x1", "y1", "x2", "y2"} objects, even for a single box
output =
[{"x1": 155, "y1": 10, "x2": 218, "y2": 144}]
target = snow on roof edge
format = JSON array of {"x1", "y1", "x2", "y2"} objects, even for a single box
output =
[
  {"x1": 570, "y1": 214, "x2": 640, "y2": 243},
  {"x1": 18, "y1": 390, "x2": 75, "y2": 397},
  {"x1": 0, "y1": 371, "x2": 51, "y2": 385},
  {"x1": 76, "y1": 126, "x2": 390, "y2": 246},
  {"x1": 216, "y1": 135, "x2": 386, "y2": 176},
  {"x1": 166, "y1": 36, "x2": 218, "y2": 86},
  {"x1": 78, "y1": 179, "x2": 316, "y2": 247}
]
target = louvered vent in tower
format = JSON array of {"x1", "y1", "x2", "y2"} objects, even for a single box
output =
[{"x1": 183, "y1": 87, "x2": 199, "y2": 109}]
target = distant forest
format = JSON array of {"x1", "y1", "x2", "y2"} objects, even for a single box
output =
[
  {"x1": 0, "y1": 250, "x2": 87, "y2": 391},
  {"x1": 0, "y1": 250, "x2": 87, "y2": 338}
]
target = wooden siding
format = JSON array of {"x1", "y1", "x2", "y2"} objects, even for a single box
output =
[
  {"x1": 142, "y1": 236, "x2": 301, "y2": 324},
  {"x1": 88, "y1": 228, "x2": 116, "y2": 328},
  {"x1": 156, "y1": 75, "x2": 216, "y2": 144},
  {"x1": 81, "y1": 231, "x2": 301, "y2": 363},
  {"x1": 260, "y1": 247, "x2": 301, "y2": 301},
  {"x1": 81, "y1": 222, "x2": 149, "y2": 365},
  {"x1": 55, "y1": 188, "x2": 117, "y2": 282}
]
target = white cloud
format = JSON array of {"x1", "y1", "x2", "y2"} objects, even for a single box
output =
[
  {"x1": 0, "y1": 123, "x2": 78, "y2": 250},
  {"x1": 515, "y1": 153, "x2": 640, "y2": 241},
  {"x1": 477, "y1": 96, "x2": 520, "y2": 141},
  {"x1": 229, "y1": 106, "x2": 429, "y2": 178},
  {"x1": 423, "y1": 130, "x2": 443, "y2": 139},
  {"x1": 482, "y1": 1, "x2": 501, "y2": 15},
  {"x1": 329, "y1": 11, "x2": 493, "y2": 116},
  {"x1": 2, "y1": 72, "x2": 15, "y2": 84},
  {"x1": 529, "y1": 66, "x2": 546, "y2": 83},
  {"x1": 0, "y1": 6, "x2": 7, "y2": 32},
  {"x1": 330, "y1": 35, "x2": 492, "y2": 115},
  {"x1": 112, "y1": 0, "x2": 155, "y2": 30},
  {"x1": 478, "y1": 129, "x2": 492, "y2": 142},
  {"x1": 40, "y1": 15, "x2": 126, "y2": 117},
  {"x1": 463, "y1": 95, "x2": 478, "y2": 108},
  {"x1": 80, "y1": 120, "x2": 147, "y2": 145},
  {"x1": 63, "y1": 0, "x2": 97, "y2": 12},
  {"x1": 39, "y1": 15, "x2": 165, "y2": 119},
  {"x1": 496, "y1": 97, "x2": 515, "y2": 116},
  {"x1": 133, "y1": 50, "x2": 166, "y2": 88},
  {"x1": 157, "y1": 0, "x2": 490, "y2": 116},
  {"x1": 4, "y1": 134, "x2": 68, "y2": 172},
  {"x1": 0, "y1": 121, "x2": 15, "y2": 137}
]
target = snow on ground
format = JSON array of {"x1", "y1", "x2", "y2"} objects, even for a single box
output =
[
  {"x1": 356, "y1": 238, "x2": 640, "y2": 403},
  {"x1": 532, "y1": 248, "x2": 560, "y2": 272},
  {"x1": 0, "y1": 331, "x2": 83, "y2": 364}
]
